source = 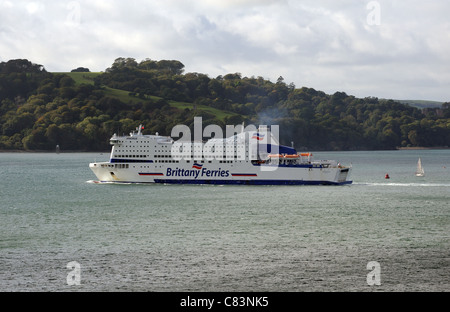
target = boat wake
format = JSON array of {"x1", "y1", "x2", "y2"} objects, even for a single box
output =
[
  {"x1": 86, "y1": 180, "x2": 149, "y2": 185},
  {"x1": 355, "y1": 182, "x2": 450, "y2": 187},
  {"x1": 86, "y1": 180, "x2": 119, "y2": 184}
]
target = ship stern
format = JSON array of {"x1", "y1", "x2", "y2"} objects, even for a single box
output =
[{"x1": 337, "y1": 166, "x2": 352, "y2": 184}]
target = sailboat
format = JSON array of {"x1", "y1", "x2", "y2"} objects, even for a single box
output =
[{"x1": 415, "y1": 157, "x2": 424, "y2": 177}]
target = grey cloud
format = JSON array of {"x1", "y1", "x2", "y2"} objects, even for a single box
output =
[{"x1": 0, "y1": 0, "x2": 448, "y2": 101}]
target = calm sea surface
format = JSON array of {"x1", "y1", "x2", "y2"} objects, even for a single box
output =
[{"x1": 0, "y1": 150, "x2": 449, "y2": 292}]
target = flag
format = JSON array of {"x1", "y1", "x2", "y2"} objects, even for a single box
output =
[
  {"x1": 252, "y1": 133, "x2": 265, "y2": 141},
  {"x1": 192, "y1": 163, "x2": 203, "y2": 170}
]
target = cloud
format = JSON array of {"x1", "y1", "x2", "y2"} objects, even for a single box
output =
[{"x1": 0, "y1": 0, "x2": 449, "y2": 101}]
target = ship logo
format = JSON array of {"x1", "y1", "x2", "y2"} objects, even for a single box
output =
[
  {"x1": 192, "y1": 163, "x2": 203, "y2": 170},
  {"x1": 252, "y1": 132, "x2": 265, "y2": 141}
]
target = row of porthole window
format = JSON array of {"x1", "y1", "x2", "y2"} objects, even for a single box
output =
[
  {"x1": 114, "y1": 155, "x2": 147, "y2": 158},
  {"x1": 101, "y1": 164, "x2": 129, "y2": 168}
]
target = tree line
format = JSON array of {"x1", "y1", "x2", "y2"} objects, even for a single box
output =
[{"x1": 1, "y1": 58, "x2": 449, "y2": 151}]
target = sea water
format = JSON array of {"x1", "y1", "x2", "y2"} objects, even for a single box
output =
[{"x1": 0, "y1": 150, "x2": 449, "y2": 291}]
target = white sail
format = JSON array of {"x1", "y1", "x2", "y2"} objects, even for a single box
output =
[{"x1": 415, "y1": 157, "x2": 424, "y2": 176}]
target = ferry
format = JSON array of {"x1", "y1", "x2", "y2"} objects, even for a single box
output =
[{"x1": 89, "y1": 124, "x2": 352, "y2": 185}]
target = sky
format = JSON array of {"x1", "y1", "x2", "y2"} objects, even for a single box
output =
[{"x1": 1, "y1": 0, "x2": 449, "y2": 102}]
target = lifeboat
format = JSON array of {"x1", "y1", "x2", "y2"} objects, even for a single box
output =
[
  {"x1": 268, "y1": 154, "x2": 283, "y2": 158},
  {"x1": 300, "y1": 153, "x2": 312, "y2": 157},
  {"x1": 284, "y1": 154, "x2": 300, "y2": 159}
]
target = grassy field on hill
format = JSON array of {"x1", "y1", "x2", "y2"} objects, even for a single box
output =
[
  {"x1": 62, "y1": 72, "x2": 238, "y2": 122},
  {"x1": 60, "y1": 71, "x2": 101, "y2": 85},
  {"x1": 396, "y1": 99, "x2": 443, "y2": 109}
]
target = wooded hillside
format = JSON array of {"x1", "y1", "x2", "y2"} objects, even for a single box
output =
[{"x1": 1, "y1": 58, "x2": 449, "y2": 151}]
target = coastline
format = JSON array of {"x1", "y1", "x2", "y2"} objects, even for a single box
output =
[
  {"x1": 0, "y1": 150, "x2": 109, "y2": 153},
  {"x1": 2, "y1": 147, "x2": 450, "y2": 153},
  {"x1": 396, "y1": 146, "x2": 449, "y2": 150}
]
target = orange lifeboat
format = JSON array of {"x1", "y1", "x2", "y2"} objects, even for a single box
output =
[
  {"x1": 284, "y1": 154, "x2": 300, "y2": 159},
  {"x1": 268, "y1": 154, "x2": 283, "y2": 158}
]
